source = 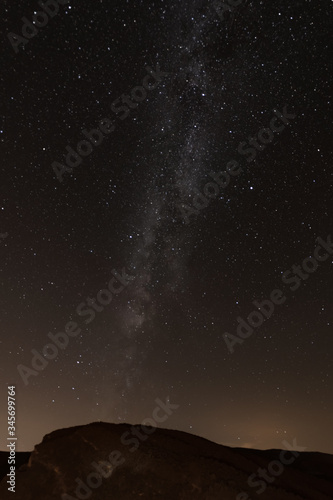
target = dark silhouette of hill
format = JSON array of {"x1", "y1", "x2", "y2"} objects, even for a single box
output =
[{"x1": 0, "y1": 422, "x2": 332, "y2": 499}]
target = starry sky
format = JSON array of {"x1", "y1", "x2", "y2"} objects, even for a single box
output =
[{"x1": 1, "y1": 0, "x2": 332, "y2": 453}]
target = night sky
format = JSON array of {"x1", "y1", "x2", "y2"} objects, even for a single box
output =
[{"x1": 1, "y1": 0, "x2": 332, "y2": 454}]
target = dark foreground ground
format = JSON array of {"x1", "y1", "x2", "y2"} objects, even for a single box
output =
[{"x1": 1, "y1": 423, "x2": 333, "y2": 499}]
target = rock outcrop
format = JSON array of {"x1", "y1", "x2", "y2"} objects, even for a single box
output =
[{"x1": 1, "y1": 422, "x2": 332, "y2": 499}]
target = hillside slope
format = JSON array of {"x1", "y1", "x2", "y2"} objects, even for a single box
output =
[{"x1": 1, "y1": 422, "x2": 332, "y2": 499}]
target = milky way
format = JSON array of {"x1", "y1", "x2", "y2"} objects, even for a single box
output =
[{"x1": 1, "y1": 0, "x2": 332, "y2": 453}]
